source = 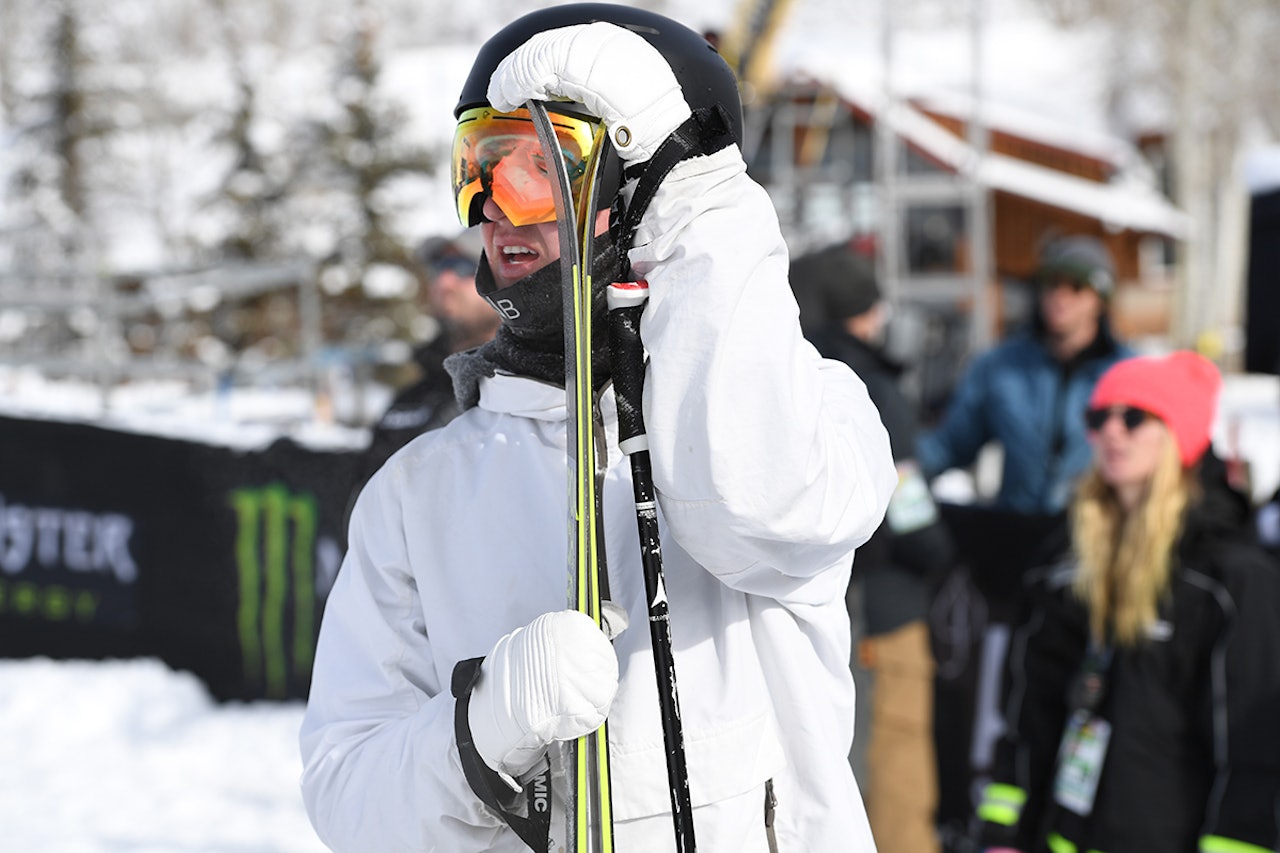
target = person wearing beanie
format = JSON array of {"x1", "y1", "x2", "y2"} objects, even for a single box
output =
[
  {"x1": 1087, "y1": 349, "x2": 1220, "y2": 469},
  {"x1": 1035, "y1": 235, "x2": 1116, "y2": 300},
  {"x1": 795, "y1": 242, "x2": 955, "y2": 853},
  {"x1": 790, "y1": 242, "x2": 883, "y2": 333},
  {"x1": 417, "y1": 230, "x2": 500, "y2": 353},
  {"x1": 360, "y1": 231, "x2": 500, "y2": 479},
  {"x1": 918, "y1": 233, "x2": 1132, "y2": 514},
  {"x1": 973, "y1": 352, "x2": 1280, "y2": 853}
]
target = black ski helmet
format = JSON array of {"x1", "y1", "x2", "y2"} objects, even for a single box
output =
[{"x1": 456, "y1": 3, "x2": 744, "y2": 217}]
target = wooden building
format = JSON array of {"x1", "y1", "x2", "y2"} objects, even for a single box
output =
[{"x1": 743, "y1": 76, "x2": 1188, "y2": 341}]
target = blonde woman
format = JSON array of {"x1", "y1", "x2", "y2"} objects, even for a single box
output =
[{"x1": 974, "y1": 351, "x2": 1280, "y2": 853}]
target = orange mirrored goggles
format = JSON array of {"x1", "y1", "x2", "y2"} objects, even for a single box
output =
[{"x1": 452, "y1": 106, "x2": 605, "y2": 228}]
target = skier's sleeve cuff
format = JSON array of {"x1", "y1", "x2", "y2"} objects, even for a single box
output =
[
  {"x1": 977, "y1": 782, "x2": 1026, "y2": 827},
  {"x1": 1199, "y1": 835, "x2": 1273, "y2": 853}
]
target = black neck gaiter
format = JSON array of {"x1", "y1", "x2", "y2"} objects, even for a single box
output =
[{"x1": 445, "y1": 233, "x2": 621, "y2": 411}]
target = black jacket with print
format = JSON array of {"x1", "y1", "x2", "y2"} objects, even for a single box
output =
[{"x1": 976, "y1": 457, "x2": 1280, "y2": 853}]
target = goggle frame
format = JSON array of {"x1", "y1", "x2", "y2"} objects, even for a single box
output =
[{"x1": 452, "y1": 106, "x2": 605, "y2": 228}]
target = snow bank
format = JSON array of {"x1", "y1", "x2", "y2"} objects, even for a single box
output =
[{"x1": 0, "y1": 657, "x2": 325, "y2": 852}]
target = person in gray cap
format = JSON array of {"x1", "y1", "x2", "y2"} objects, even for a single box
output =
[
  {"x1": 795, "y1": 241, "x2": 955, "y2": 853},
  {"x1": 917, "y1": 234, "x2": 1134, "y2": 515},
  {"x1": 364, "y1": 231, "x2": 500, "y2": 472}
]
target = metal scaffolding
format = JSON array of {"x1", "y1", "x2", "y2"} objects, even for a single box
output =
[{"x1": 877, "y1": 0, "x2": 994, "y2": 354}]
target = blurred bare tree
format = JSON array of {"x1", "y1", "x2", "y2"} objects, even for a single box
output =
[{"x1": 1033, "y1": 0, "x2": 1280, "y2": 349}]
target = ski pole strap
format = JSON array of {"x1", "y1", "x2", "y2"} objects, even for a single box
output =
[
  {"x1": 616, "y1": 104, "x2": 736, "y2": 254},
  {"x1": 451, "y1": 657, "x2": 553, "y2": 852}
]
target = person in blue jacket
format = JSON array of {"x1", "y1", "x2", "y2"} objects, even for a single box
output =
[{"x1": 918, "y1": 235, "x2": 1132, "y2": 514}]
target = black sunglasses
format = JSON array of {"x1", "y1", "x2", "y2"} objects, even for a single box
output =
[
  {"x1": 428, "y1": 255, "x2": 477, "y2": 278},
  {"x1": 1084, "y1": 405, "x2": 1151, "y2": 432}
]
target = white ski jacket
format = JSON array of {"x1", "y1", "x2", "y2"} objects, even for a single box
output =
[{"x1": 300, "y1": 147, "x2": 897, "y2": 852}]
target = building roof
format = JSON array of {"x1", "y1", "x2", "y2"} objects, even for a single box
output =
[
  {"x1": 788, "y1": 75, "x2": 1189, "y2": 238},
  {"x1": 891, "y1": 95, "x2": 1186, "y2": 235}
]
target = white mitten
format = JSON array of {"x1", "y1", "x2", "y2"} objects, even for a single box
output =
[
  {"x1": 469, "y1": 610, "x2": 619, "y2": 778},
  {"x1": 487, "y1": 21, "x2": 692, "y2": 164}
]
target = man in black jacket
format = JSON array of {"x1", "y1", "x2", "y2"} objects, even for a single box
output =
[
  {"x1": 793, "y1": 242, "x2": 955, "y2": 853},
  {"x1": 362, "y1": 231, "x2": 500, "y2": 474}
]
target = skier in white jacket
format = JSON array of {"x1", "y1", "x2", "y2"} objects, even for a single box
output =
[{"x1": 299, "y1": 5, "x2": 897, "y2": 851}]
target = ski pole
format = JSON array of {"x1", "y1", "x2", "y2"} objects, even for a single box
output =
[{"x1": 607, "y1": 280, "x2": 697, "y2": 852}]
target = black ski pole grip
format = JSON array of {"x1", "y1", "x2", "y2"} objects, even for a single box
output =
[{"x1": 606, "y1": 281, "x2": 650, "y2": 452}]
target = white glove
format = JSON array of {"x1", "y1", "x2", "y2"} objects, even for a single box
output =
[
  {"x1": 487, "y1": 21, "x2": 693, "y2": 164},
  {"x1": 469, "y1": 610, "x2": 619, "y2": 778}
]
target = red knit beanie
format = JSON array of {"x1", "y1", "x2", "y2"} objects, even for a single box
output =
[{"x1": 1089, "y1": 351, "x2": 1222, "y2": 467}]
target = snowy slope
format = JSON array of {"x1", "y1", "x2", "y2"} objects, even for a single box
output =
[{"x1": 0, "y1": 658, "x2": 325, "y2": 853}]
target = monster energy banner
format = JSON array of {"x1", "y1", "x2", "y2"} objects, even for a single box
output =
[
  {"x1": 227, "y1": 483, "x2": 321, "y2": 701},
  {"x1": 0, "y1": 415, "x2": 364, "y2": 701}
]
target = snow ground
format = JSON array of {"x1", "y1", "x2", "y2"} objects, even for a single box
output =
[{"x1": 0, "y1": 658, "x2": 325, "y2": 853}]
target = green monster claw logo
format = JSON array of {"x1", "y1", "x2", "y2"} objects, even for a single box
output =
[{"x1": 228, "y1": 483, "x2": 318, "y2": 699}]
